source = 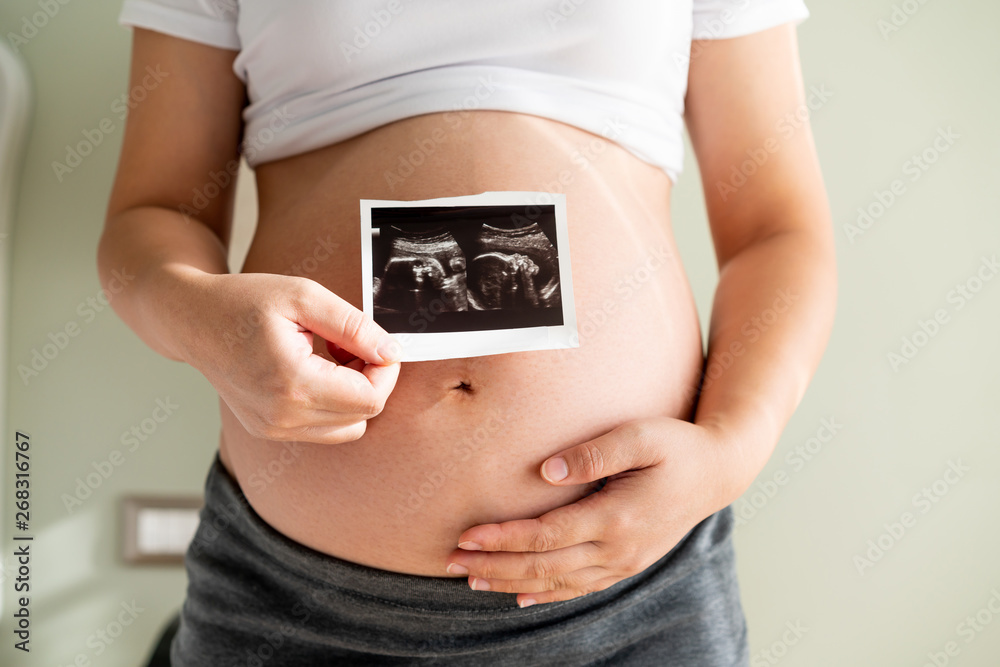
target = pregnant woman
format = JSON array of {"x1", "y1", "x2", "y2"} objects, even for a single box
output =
[{"x1": 99, "y1": 1, "x2": 836, "y2": 665}]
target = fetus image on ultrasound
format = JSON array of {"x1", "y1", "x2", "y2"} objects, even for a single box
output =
[
  {"x1": 468, "y1": 222, "x2": 561, "y2": 310},
  {"x1": 373, "y1": 227, "x2": 469, "y2": 314},
  {"x1": 370, "y1": 205, "x2": 565, "y2": 334}
]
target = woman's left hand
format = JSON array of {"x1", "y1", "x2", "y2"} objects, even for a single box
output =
[{"x1": 445, "y1": 417, "x2": 739, "y2": 607}]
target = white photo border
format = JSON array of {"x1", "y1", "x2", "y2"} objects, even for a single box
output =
[{"x1": 360, "y1": 191, "x2": 578, "y2": 362}]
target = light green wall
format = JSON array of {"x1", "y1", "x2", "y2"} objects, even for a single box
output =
[
  {"x1": 1, "y1": 2, "x2": 221, "y2": 665},
  {"x1": 1, "y1": 1, "x2": 998, "y2": 666},
  {"x1": 672, "y1": 2, "x2": 1000, "y2": 665}
]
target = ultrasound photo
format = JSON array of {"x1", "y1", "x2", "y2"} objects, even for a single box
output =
[{"x1": 361, "y1": 192, "x2": 578, "y2": 361}]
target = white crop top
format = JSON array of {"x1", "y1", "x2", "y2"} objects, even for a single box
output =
[{"x1": 118, "y1": 0, "x2": 809, "y2": 182}]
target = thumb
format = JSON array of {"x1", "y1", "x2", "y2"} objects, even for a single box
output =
[
  {"x1": 291, "y1": 281, "x2": 402, "y2": 365},
  {"x1": 540, "y1": 423, "x2": 663, "y2": 485}
]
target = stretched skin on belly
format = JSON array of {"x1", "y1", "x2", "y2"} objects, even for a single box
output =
[{"x1": 222, "y1": 110, "x2": 703, "y2": 576}]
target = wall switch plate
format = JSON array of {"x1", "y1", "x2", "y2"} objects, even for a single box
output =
[{"x1": 121, "y1": 496, "x2": 203, "y2": 565}]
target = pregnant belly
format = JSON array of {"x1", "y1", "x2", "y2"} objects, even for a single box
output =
[{"x1": 220, "y1": 111, "x2": 704, "y2": 576}]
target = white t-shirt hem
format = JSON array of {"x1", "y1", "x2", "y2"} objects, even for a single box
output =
[{"x1": 119, "y1": 0, "x2": 240, "y2": 51}]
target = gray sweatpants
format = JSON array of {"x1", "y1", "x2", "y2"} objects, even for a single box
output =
[{"x1": 172, "y1": 454, "x2": 750, "y2": 666}]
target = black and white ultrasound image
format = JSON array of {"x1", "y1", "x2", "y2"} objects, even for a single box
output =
[{"x1": 371, "y1": 205, "x2": 564, "y2": 334}]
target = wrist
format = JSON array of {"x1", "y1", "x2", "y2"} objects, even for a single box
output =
[
  {"x1": 697, "y1": 417, "x2": 775, "y2": 514},
  {"x1": 140, "y1": 263, "x2": 220, "y2": 366}
]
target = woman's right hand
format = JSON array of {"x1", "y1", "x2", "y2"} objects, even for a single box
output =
[{"x1": 174, "y1": 269, "x2": 402, "y2": 445}]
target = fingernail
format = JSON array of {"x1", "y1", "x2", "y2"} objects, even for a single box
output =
[
  {"x1": 519, "y1": 598, "x2": 537, "y2": 608},
  {"x1": 543, "y1": 457, "x2": 569, "y2": 482},
  {"x1": 470, "y1": 577, "x2": 490, "y2": 591},
  {"x1": 377, "y1": 337, "x2": 401, "y2": 363},
  {"x1": 458, "y1": 541, "x2": 482, "y2": 551},
  {"x1": 446, "y1": 563, "x2": 468, "y2": 575}
]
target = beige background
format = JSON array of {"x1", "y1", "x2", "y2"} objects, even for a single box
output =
[{"x1": 1, "y1": 0, "x2": 998, "y2": 665}]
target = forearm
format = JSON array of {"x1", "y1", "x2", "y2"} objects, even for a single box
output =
[
  {"x1": 695, "y1": 227, "x2": 837, "y2": 510},
  {"x1": 97, "y1": 206, "x2": 230, "y2": 362}
]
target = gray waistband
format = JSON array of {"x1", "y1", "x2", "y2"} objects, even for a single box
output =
[{"x1": 190, "y1": 452, "x2": 732, "y2": 617}]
